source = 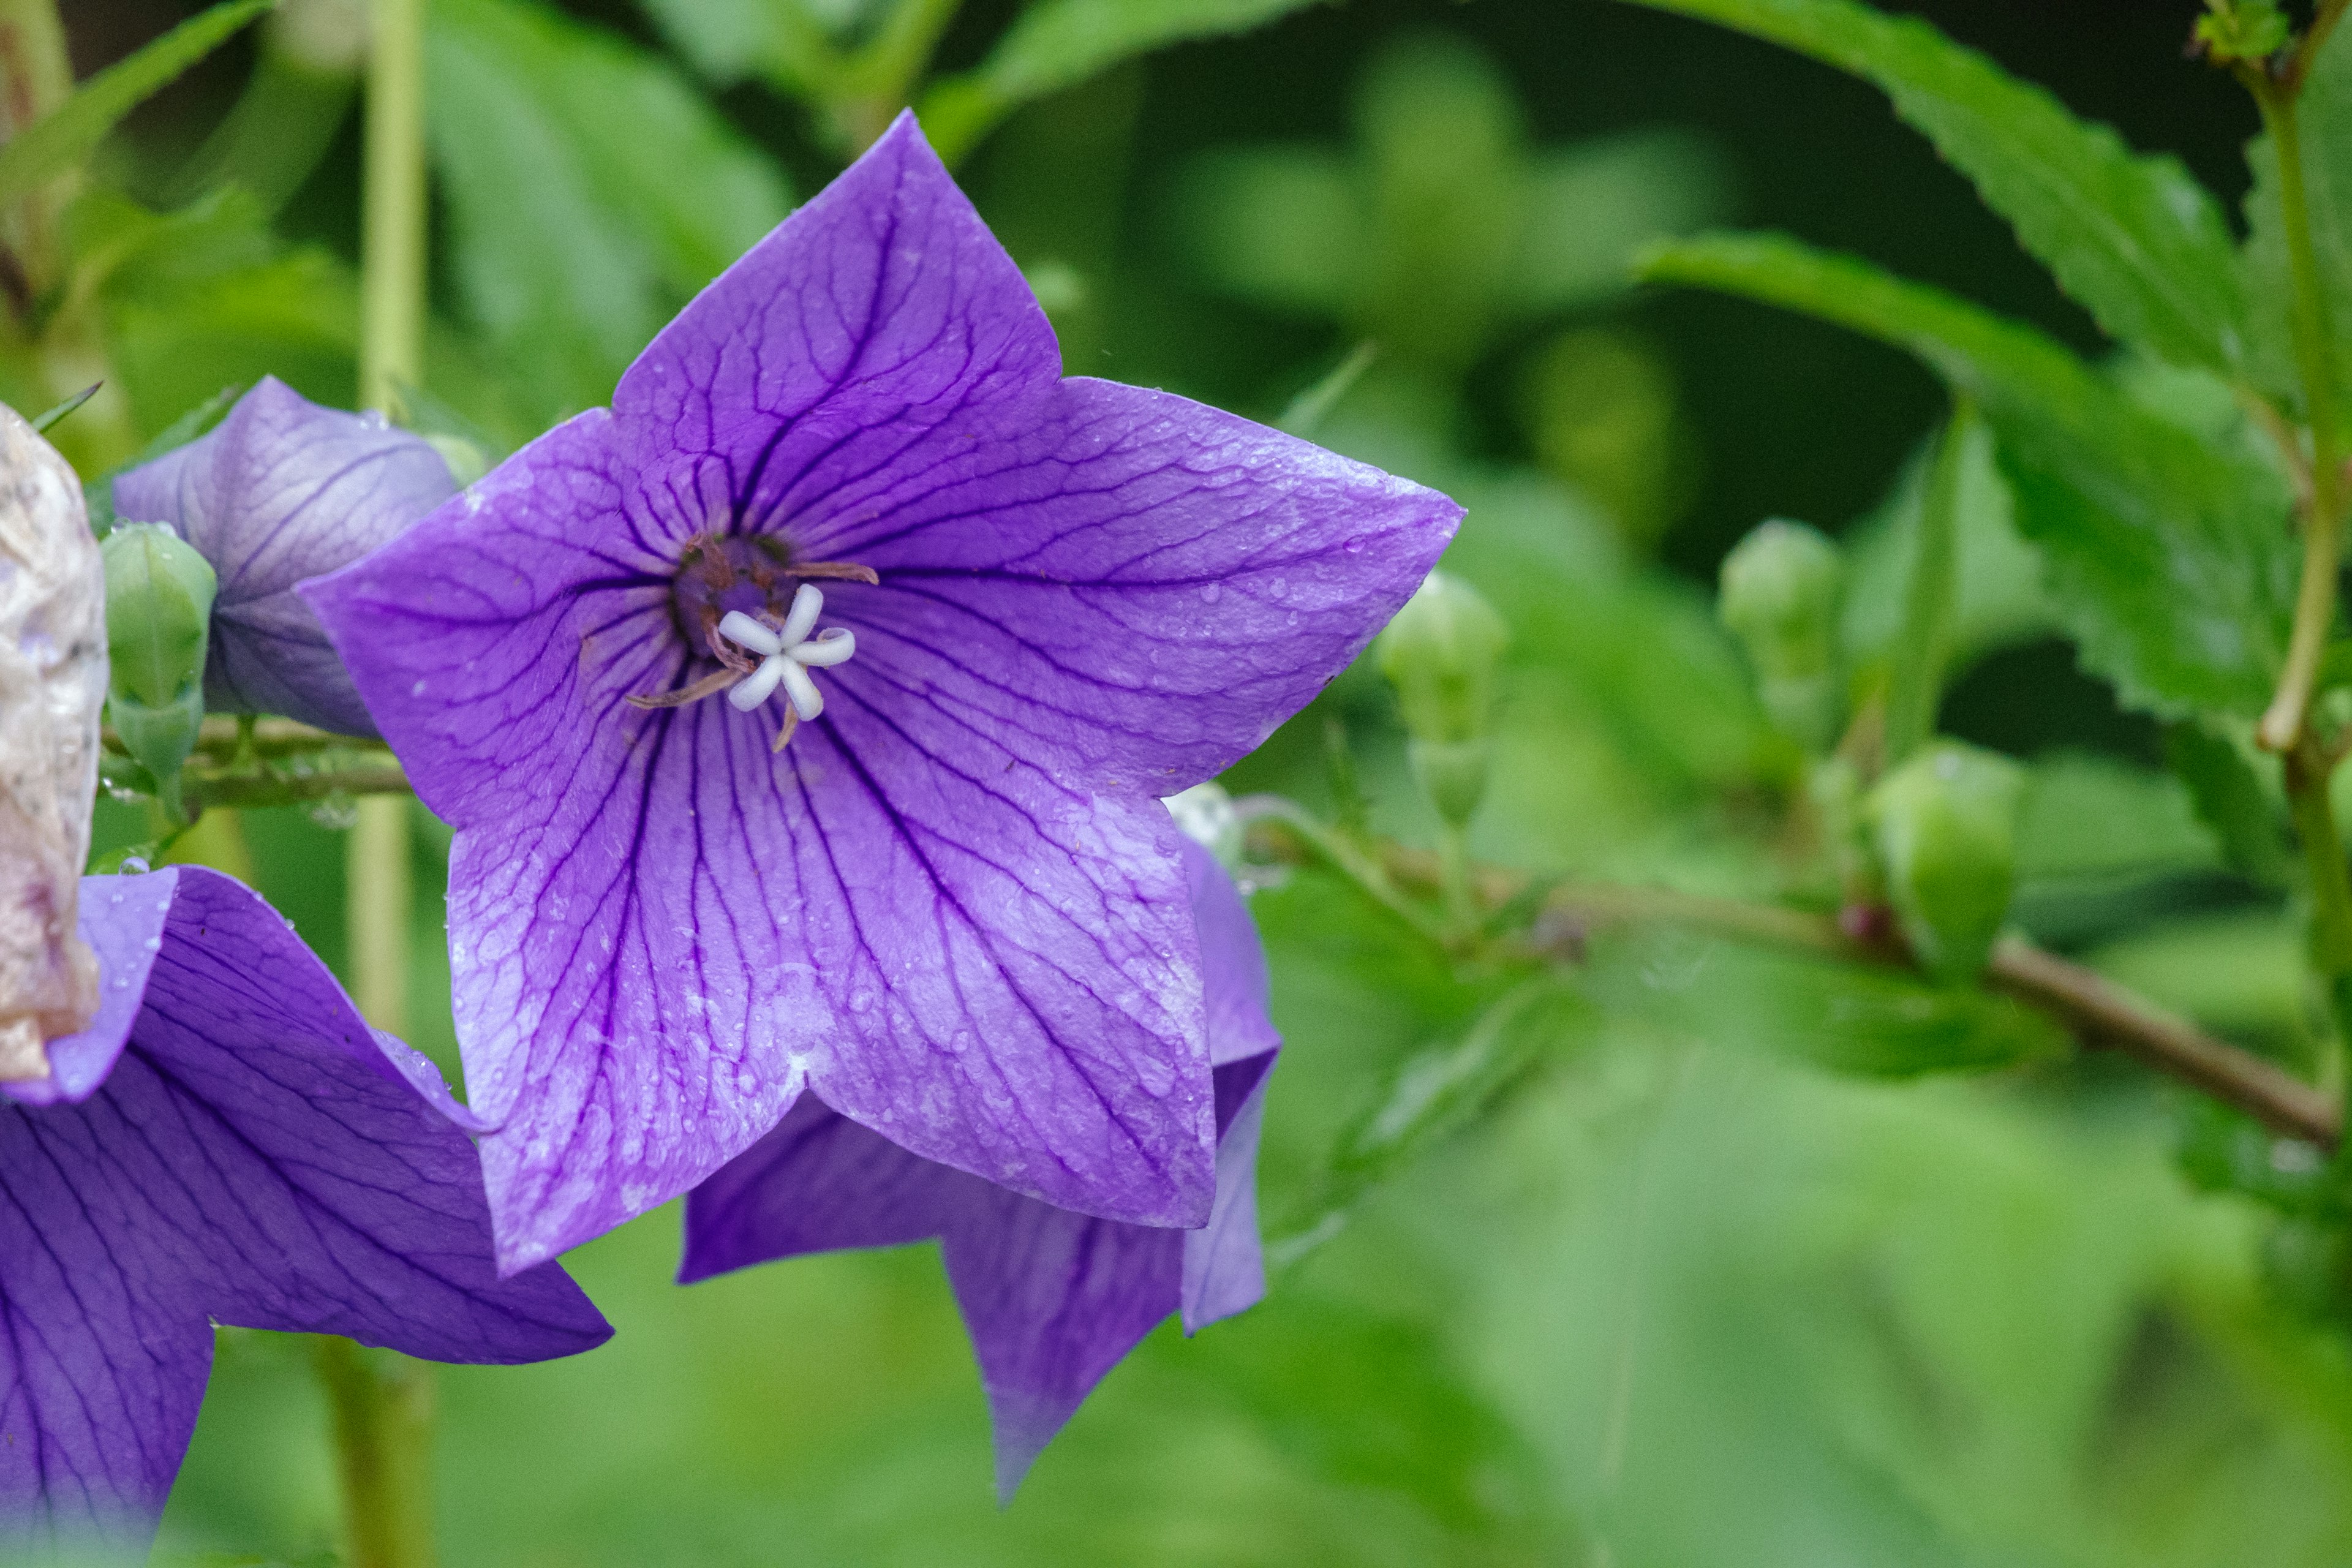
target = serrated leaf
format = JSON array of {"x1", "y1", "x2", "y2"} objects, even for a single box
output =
[
  {"x1": 1645, "y1": 233, "x2": 2296, "y2": 719},
  {"x1": 1626, "y1": 0, "x2": 2247, "y2": 375},
  {"x1": 0, "y1": 0, "x2": 275, "y2": 205},
  {"x1": 919, "y1": 0, "x2": 1329, "y2": 164},
  {"x1": 428, "y1": 0, "x2": 793, "y2": 422}
]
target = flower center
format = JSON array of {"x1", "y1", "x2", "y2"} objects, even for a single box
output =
[{"x1": 629, "y1": 532, "x2": 875, "y2": 750}]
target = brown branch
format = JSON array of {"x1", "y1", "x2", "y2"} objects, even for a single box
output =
[
  {"x1": 1985, "y1": 937, "x2": 2338, "y2": 1145},
  {"x1": 1244, "y1": 810, "x2": 2341, "y2": 1149}
]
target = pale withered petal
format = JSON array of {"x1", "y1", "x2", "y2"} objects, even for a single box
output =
[
  {"x1": 113, "y1": 377, "x2": 456, "y2": 737},
  {"x1": 680, "y1": 839, "x2": 1279, "y2": 1499},
  {"x1": 306, "y1": 114, "x2": 1456, "y2": 1273},
  {"x1": 0, "y1": 404, "x2": 104, "y2": 1084},
  {"x1": 0, "y1": 867, "x2": 609, "y2": 1554}
]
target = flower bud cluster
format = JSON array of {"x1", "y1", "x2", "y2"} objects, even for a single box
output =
[{"x1": 1866, "y1": 741, "x2": 2024, "y2": 983}]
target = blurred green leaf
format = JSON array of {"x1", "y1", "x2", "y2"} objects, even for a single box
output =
[
  {"x1": 29, "y1": 382, "x2": 97, "y2": 434},
  {"x1": 1626, "y1": 0, "x2": 2248, "y2": 375},
  {"x1": 2242, "y1": 15, "x2": 2352, "y2": 412},
  {"x1": 1646, "y1": 233, "x2": 2296, "y2": 719},
  {"x1": 1184, "y1": 1300, "x2": 1572, "y2": 1546},
  {"x1": 921, "y1": 0, "x2": 1329, "y2": 164},
  {"x1": 428, "y1": 0, "x2": 793, "y2": 422},
  {"x1": 1842, "y1": 413, "x2": 2057, "y2": 681},
  {"x1": 1176, "y1": 37, "x2": 1725, "y2": 373},
  {"x1": 1276, "y1": 982, "x2": 1592, "y2": 1261},
  {"x1": 1881, "y1": 403, "x2": 1967, "y2": 764},
  {"x1": 1591, "y1": 930, "x2": 2068, "y2": 1076},
  {"x1": 0, "y1": 0, "x2": 275, "y2": 205},
  {"x1": 636, "y1": 0, "x2": 839, "y2": 91},
  {"x1": 2166, "y1": 720, "x2": 2293, "y2": 887}
]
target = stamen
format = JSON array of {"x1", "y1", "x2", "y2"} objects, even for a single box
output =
[{"x1": 634, "y1": 546, "x2": 870, "y2": 745}]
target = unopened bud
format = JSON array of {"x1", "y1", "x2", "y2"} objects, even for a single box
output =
[
  {"x1": 1719, "y1": 519, "x2": 1844, "y2": 751},
  {"x1": 1377, "y1": 571, "x2": 1507, "y2": 827},
  {"x1": 1868, "y1": 741, "x2": 2025, "y2": 983},
  {"x1": 102, "y1": 524, "x2": 215, "y2": 818}
]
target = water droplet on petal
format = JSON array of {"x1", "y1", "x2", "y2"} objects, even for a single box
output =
[{"x1": 1199, "y1": 584, "x2": 1221, "y2": 603}]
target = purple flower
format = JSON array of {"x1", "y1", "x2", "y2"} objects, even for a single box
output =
[
  {"x1": 681, "y1": 834, "x2": 1278, "y2": 1499},
  {"x1": 0, "y1": 865, "x2": 609, "y2": 1554},
  {"x1": 113, "y1": 376, "x2": 458, "y2": 737},
  {"x1": 304, "y1": 113, "x2": 1457, "y2": 1273}
]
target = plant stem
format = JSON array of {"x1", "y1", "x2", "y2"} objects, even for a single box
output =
[
  {"x1": 1882, "y1": 398, "x2": 1969, "y2": 766},
  {"x1": 2255, "y1": 78, "x2": 2347, "y2": 753},
  {"x1": 315, "y1": 1337, "x2": 438, "y2": 1568},
  {"x1": 330, "y1": 9, "x2": 434, "y2": 1565},
  {"x1": 360, "y1": 0, "x2": 425, "y2": 417},
  {"x1": 1242, "y1": 807, "x2": 2343, "y2": 1148}
]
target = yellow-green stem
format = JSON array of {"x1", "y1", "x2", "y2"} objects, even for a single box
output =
[
  {"x1": 2256, "y1": 81, "x2": 2348, "y2": 753},
  {"x1": 331, "y1": 7, "x2": 433, "y2": 1566},
  {"x1": 315, "y1": 1337, "x2": 438, "y2": 1568}
]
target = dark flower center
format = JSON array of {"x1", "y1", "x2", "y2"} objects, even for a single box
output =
[{"x1": 628, "y1": 532, "x2": 876, "y2": 752}]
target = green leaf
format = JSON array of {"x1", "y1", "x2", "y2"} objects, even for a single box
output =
[
  {"x1": 1273, "y1": 981, "x2": 1592, "y2": 1261},
  {"x1": 636, "y1": 0, "x2": 840, "y2": 91},
  {"x1": 428, "y1": 0, "x2": 793, "y2": 422},
  {"x1": 29, "y1": 383, "x2": 98, "y2": 435},
  {"x1": 2165, "y1": 720, "x2": 2291, "y2": 888},
  {"x1": 2242, "y1": 14, "x2": 2352, "y2": 412},
  {"x1": 1624, "y1": 0, "x2": 2248, "y2": 375},
  {"x1": 919, "y1": 0, "x2": 1329, "y2": 164},
  {"x1": 1643, "y1": 233, "x2": 2297, "y2": 719},
  {"x1": 0, "y1": 0, "x2": 276, "y2": 205},
  {"x1": 1881, "y1": 403, "x2": 1969, "y2": 764},
  {"x1": 1510, "y1": 130, "x2": 1727, "y2": 316}
]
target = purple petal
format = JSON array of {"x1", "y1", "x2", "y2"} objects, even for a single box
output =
[
  {"x1": 812, "y1": 374, "x2": 1460, "y2": 793},
  {"x1": 113, "y1": 377, "x2": 455, "y2": 736},
  {"x1": 0, "y1": 867, "x2": 610, "y2": 1551},
  {"x1": 610, "y1": 113, "x2": 1060, "y2": 511},
  {"x1": 681, "y1": 840, "x2": 1278, "y2": 1496},
  {"x1": 2, "y1": 870, "x2": 177, "y2": 1108}
]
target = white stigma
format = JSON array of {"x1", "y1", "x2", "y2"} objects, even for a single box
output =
[{"x1": 717, "y1": 584, "x2": 856, "y2": 722}]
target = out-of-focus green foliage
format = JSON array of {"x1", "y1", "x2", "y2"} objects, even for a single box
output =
[
  {"x1": 1645, "y1": 233, "x2": 2299, "y2": 720},
  {"x1": 37, "y1": 0, "x2": 2352, "y2": 1561}
]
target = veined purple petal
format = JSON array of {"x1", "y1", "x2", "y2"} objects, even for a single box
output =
[
  {"x1": 307, "y1": 113, "x2": 1446, "y2": 1278},
  {"x1": 0, "y1": 867, "x2": 608, "y2": 1553},
  {"x1": 680, "y1": 837, "x2": 1275, "y2": 1499},
  {"x1": 113, "y1": 377, "x2": 455, "y2": 736}
]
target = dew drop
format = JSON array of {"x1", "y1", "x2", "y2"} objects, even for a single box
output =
[
  {"x1": 118, "y1": 858, "x2": 148, "y2": 876},
  {"x1": 1199, "y1": 584, "x2": 1222, "y2": 603},
  {"x1": 143, "y1": 937, "x2": 162, "y2": 952},
  {"x1": 1269, "y1": 577, "x2": 1287, "y2": 598}
]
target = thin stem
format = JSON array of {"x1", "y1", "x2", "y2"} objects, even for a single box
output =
[
  {"x1": 1438, "y1": 823, "x2": 1475, "y2": 938},
  {"x1": 360, "y1": 0, "x2": 425, "y2": 415},
  {"x1": 315, "y1": 1338, "x2": 438, "y2": 1568},
  {"x1": 1883, "y1": 398, "x2": 1970, "y2": 766},
  {"x1": 1243, "y1": 807, "x2": 2342, "y2": 1148},
  {"x1": 333, "y1": 10, "x2": 434, "y2": 1564},
  {"x1": 2255, "y1": 78, "x2": 2347, "y2": 753}
]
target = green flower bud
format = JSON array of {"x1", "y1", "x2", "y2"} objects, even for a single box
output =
[
  {"x1": 1718, "y1": 519, "x2": 1844, "y2": 751},
  {"x1": 1867, "y1": 741, "x2": 2026, "y2": 983},
  {"x1": 1376, "y1": 571, "x2": 1507, "y2": 828},
  {"x1": 101, "y1": 524, "x2": 216, "y2": 818}
]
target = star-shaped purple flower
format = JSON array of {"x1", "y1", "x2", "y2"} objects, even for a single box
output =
[
  {"x1": 113, "y1": 376, "x2": 458, "y2": 737},
  {"x1": 682, "y1": 834, "x2": 1277, "y2": 1499},
  {"x1": 0, "y1": 865, "x2": 609, "y2": 1555},
  {"x1": 305, "y1": 113, "x2": 1457, "y2": 1273}
]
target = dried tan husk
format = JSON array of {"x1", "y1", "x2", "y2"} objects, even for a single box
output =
[{"x1": 0, "y1": 402, "x2": 104, "y2": 1080}]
